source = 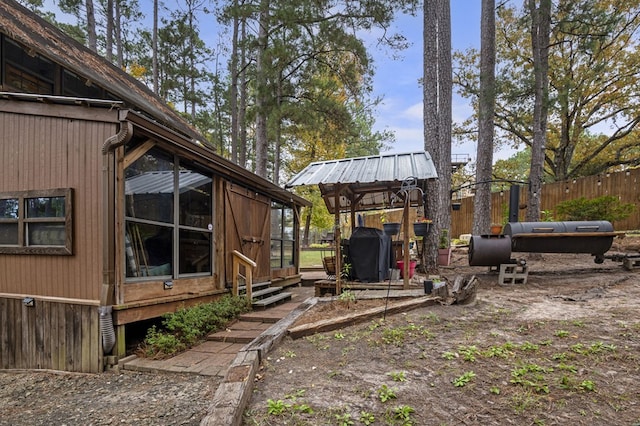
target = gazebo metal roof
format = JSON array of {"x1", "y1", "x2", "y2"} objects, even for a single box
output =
[{"x1": 285, "y1": 151, "x2": 439, "y2": 214}]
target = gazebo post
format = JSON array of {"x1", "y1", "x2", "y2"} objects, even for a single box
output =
[
  {"x1": 334, "y1": 186, "x2": 342, "y2": 295},
  {"x1": 403, "y1": 198, "x2": 410, "y2": 289}
]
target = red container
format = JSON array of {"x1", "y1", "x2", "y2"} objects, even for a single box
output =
[{"x1": 396, "y1": 260, "x2": 417, "y2": 278}]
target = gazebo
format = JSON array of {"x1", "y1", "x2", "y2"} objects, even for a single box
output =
[{"x1": 286, "y1": 151, "x2": 439, "y2": 292}]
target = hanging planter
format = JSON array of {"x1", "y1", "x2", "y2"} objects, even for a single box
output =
[
  {"x1": 413, "y1": 221, "x2": 431, "y2": 237},
  {"x1": 383, "y1": 222, "x2": 401, "y2": 236}
]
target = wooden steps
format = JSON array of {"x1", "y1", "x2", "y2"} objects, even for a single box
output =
[
  {"x1": 238, "y1": 281, "x2": 292, "y2": 310},
  {"x1": 207, "y1": 281, "x2": 296, "y2": 344}
]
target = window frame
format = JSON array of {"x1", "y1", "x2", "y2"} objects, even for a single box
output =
[
  {"x1": 270, "y1": 202, "x2": 296, "y2": 269},
  {"x1": 124, "y1": 147, "x2": 214, "y2": 282},
  {"x1": 0, "y1": 188, "x2": 73, "y2": 255}
]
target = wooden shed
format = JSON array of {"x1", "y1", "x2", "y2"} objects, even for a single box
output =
[{"x1": 0, "y1": 0, "x2": 308, "y2": 372}]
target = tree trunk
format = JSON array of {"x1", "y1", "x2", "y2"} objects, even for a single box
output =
[
  {"x1": 152, "y1": 0, "x2": 158, "y2": 94},
  {"x1": 527, "y1": 0, "x2": 551, "y2": 222},
  {"x1": 437, "y1": 0, "x2": 452, "y2": 244},
  {"x1": 106, "y1": 0, "x2": 113, "y2": 62},
  {"x1": 239, "y1": 19, "x2": 248, "y2": 169},
  {"x1": 115, "y1": 1, "x2": 123, "y2": 67},
  {"x1": 254, "y1": 0, "x2": 270, "y2": 178},
  {"x1": 85, "y1": 0, "x2": 97, "y2": 52},
  {"x1": 423, "y1": 0, "x2": 439, "y2": 272},
  {"x1": 423, "y1": 0, "x2": 452, "y2": 272},
  {"x1": 230, "y1": 1, "x2": 239, "y2": 164},
  {"x1": 473, "y1": 0, "x2": 496, "y2": 235}
]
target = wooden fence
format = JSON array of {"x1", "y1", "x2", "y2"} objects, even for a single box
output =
[
  {"x1": 359, "y1": 168, "x2": 640, "y2": 240},
  {"x1": 451, "y1": 168, "x2": 640, "y2": 238}
]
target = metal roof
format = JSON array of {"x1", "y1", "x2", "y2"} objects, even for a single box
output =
[
  {"x1": 285, "y1": 151, "x2": 438, "y2": 214},
  {"x1": 125, "y1": 171, "x2": 211, "y2": 195}
]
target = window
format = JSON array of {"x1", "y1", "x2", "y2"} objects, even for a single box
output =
[
  {"x1": 270, "y1": 203, "x2": 295, "y2": 268},
  {"x1": 3, "y1": 38, "x2": 55, "y2": 94},
  {"x1": 124, "y1": 147, "x2": 213, "y2": 280},
  {"x1": 0, "y1": 188, "x2": 73, "y2": 255}
]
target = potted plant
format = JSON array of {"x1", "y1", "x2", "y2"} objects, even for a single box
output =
[
  {"x1": 413, "y1": 218, "x2": 432, "y2": 237},
  {"x1": 490, "y1": 223, "x2": 503, "y2": 235},
  {"x1": 437, "y1": 229, "x2": 452, "y2": 266},
  {"x1": 381, "y1": 211, "x2": 401, "y2": 236}
]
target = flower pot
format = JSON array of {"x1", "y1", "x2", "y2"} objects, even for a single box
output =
[
  {"x1": 413, "y1": 222, "x2": 431, "y2": 237},
  {"x1": 490, "y1": 224, "x2": 503, "y2": 235},
  {"x1": 397, "y1": 260, "x2": 417, "y2": 278},
  {"x1": 451, "y1": 203, "x2": 461, "y2": 211},
  {"x1": 437, "y1": 248, "x2": 451, "y2": 266},
  {"x1": 383, "y1": 222, "x2": 401, "y2": 236}
]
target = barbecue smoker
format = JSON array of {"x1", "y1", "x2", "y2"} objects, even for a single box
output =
[{"x1": 468, "y1": 221, "x2": 617, "y2": 267}]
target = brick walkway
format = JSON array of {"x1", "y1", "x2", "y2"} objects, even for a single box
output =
[{"x1": 121, "y1": 285, "x2": 315, "y2": 377}]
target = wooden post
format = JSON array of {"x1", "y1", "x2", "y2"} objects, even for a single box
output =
[
  {"x1": 403, "y1": 199, "x2": 410, "y2": 289},
  {"x1": 334, "y1": 185, "x2": 342, "y2": 295}
]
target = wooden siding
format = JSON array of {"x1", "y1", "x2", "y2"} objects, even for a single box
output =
[
  {"x1": 0, "y1": 102, "x2": 119, "y2": 300},
  {"x1": 0, "y1": 296, "x2": 101, "y2": 372}
]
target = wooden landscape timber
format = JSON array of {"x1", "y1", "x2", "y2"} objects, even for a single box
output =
[{"x1": 290, "y1": 275, "x2": 478, "y2": 340}]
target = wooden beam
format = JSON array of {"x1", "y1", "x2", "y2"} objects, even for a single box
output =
[{"x1": 288, "y1": 296, "x2": 440, "y2": 339}]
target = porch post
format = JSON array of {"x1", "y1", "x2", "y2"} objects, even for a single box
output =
[
  {"x1": 403, "y1": 198, "x2": 410, "y2": 289},
  {"x1": 334, "y1": 185, "x2": 342, "y2": 294}
]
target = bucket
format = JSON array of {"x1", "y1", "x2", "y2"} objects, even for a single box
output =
[{"x1": 397, "y1": 260, "x2": 417, "y2": 278}]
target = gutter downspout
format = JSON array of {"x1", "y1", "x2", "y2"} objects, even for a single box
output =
[{"x1": 100, "y1": 120, "x2": 134, "y2": 356}]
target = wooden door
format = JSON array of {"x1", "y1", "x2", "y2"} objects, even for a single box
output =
[{"x1": 224, "y1": 183, "x2": 271, "y2": 284}]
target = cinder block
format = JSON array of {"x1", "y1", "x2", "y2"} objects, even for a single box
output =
[
  {"x1": 623, "y1": 258, "x2": 640, "y2": 271},
  {"x1": 498, "y1": 264, "x2": 528, "y2": 285}
]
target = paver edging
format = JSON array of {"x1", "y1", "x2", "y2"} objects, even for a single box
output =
[{"x1": 200, "y1": 296, "x2": 319, "y2": 426}]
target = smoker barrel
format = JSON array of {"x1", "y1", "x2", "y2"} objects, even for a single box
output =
[
  {"x1": 504, "y1": 221, "x2": 615, "y2": 256},
  {"x1": 468, "y1": 235, "x2": 512, "y2": 266}
]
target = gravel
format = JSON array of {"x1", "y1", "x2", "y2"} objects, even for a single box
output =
[{"x1": 0, "y1": 369, "x2": 217, "y2": 425}]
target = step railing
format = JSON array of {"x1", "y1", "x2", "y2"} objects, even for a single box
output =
[{"x1": 231, "y1": 250, "x2": 257, "y2": 301}]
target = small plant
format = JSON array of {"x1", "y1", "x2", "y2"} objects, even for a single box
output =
[
  {"x1": 341, "y1": 263, "x2": 353, "y2": 280},
  {"x1": 335, "y1": 411, "x2": 354, "y2": 426},
  {"x1": 438, "y1": 229, "x2": 450, "y2": 249},
  {"x1": 392, "y1": 405, "x2": 415, "y2": 423},
  {"x1": 142, "y1": 295, "x2": 250, "y2": 359},
  {"x1": 442, "y1": 351, "x2": 457, "y2": 360},
  {"x1": 387, "y1": 371, "x2": 407, "y2": 382},
  {"x1": 519, "y1": 341, "x2": 539, "y2": 352},
  {"x1": 579, "y1": 380, "x2": 596, "y2": 391},
  {"x1": 458, "y1": 345, "x2": 479, "y2": 362},
  {"x1": 453, "y1": 371, "x2": 476, "y2": 387},
  {"x1": 359, "y1": 411, "x2": 375, "y2": 425},
  {"x1": 554, "y1": 330, "x2": 570, "y2": 338},
  {"x1": 267, "y1": 399, "x2": 290, "y2": 415},
  {"x1": 377, "y1": 384, "x2": 397, "y2": 402},
  {"x1": 490, "y1": 386, "x2": 501, "y2": 395}
]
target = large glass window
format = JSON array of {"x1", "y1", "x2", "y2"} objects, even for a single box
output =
[
  {"x1": 125, "y1": 147, "x2": 213, "y2": 279},
  {"x1": 270, "y1": 203, "x2": 296, "y2": 268},
  {"x1": 0, "y1": 189, "x2": 73, "y2": 255}
]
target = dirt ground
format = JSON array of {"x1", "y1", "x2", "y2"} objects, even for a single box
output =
[
  {"x1": 1, "y1": 237, "x2": 639, "y2": 425},
  {"x1": 243, "y1": 236, "x2": 640, "y2": 425}
]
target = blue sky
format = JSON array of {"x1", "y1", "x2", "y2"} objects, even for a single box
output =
[{"x1": 370, "y1": 2, "x2": 482, "y2": 160}]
